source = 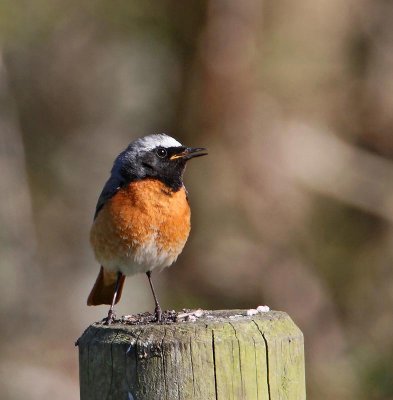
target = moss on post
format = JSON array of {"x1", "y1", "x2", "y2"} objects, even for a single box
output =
[{"x1": 77, "y1": 310, "x2": 306, "y2": 400}]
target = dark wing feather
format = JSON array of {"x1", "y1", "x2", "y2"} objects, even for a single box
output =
[
  {"x1": 94, "y1": 174, "x2": 124, "y2": 219},
  {"x1": 93, "y1": 146, "x2": 138, "y2": 219}
]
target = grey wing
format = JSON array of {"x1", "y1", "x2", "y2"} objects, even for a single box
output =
[{"x1": 94, "y1": 174, "x2": 124, "y2": 219}]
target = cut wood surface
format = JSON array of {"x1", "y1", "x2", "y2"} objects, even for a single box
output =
[{"x1": 77, "y1": 310, "x2": 306, "y2": 400}]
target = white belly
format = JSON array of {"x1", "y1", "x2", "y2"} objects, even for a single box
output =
[{"x1": 99, "y1": 235, "x2": 181, "y2": 276}]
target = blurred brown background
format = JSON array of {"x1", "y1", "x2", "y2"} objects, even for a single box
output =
[{"x1": 1, "y1": 1, "x2": 393, "y2": 399}]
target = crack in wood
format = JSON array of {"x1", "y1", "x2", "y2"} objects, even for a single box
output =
[
  {"x1": 211, "y1": 329, "x2": 219, "y2": 400},
  {"x1": 126, "y1": 329, "x2": 142, "y2": 396},
  {"x1": 161, "y1": 327, "x2": 168, "y2": 400},
  {"x1": 252, "y1": 320, "x2": 271, "y2": 400},
  {"x1": 229, "y1": 321, "x2": 244, "y2": 397},
  {"x1": 106, "y1": 331, "x2": 120, "y2": 400},
  {"x1": 189, "y1": 335, "x2": 196, "y2": 397}
]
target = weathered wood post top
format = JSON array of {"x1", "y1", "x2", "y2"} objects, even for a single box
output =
[{"x1": 77, "y1": 309, "x2": 306, "y2": 400}]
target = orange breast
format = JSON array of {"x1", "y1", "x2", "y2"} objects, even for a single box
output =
[{"x1": 90, "y1": 179, "x2": 191, "y2": 274}]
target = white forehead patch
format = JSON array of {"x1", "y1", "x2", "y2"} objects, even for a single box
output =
[{"x1": 135, "y1": 134, "x2": 182, "y2": 151}]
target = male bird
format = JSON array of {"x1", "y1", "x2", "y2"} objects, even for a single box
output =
[{"x1": 87, "y1": 134, "x2": 207, "y2": 323}]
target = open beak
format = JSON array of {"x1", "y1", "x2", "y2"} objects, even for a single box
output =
[{"x1": 170, "y1": 147, "x2": 208, "y2": 161}]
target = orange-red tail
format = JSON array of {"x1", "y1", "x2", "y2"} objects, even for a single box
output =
[{"x1": 87, "y1": 266, "x2": 126, "y2": 306}]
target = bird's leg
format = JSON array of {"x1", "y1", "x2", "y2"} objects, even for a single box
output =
[
  {"x1": 105, "y1": 271, "x2": 123, "y2": 325},
  {"x1": 146, "y1": 271, "x2": 162, "y2": 322}
]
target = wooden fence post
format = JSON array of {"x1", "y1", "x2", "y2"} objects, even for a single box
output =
[{"x1": 77, "y1": 310, "x2": 306, "y2": 399}]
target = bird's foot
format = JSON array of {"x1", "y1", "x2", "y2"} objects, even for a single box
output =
[
  {"x1": 104, "y1": 308, "x2": 116, "y2": 325},
  {"x1": 154, "y1": 305, "x2": 162, "y2": 323}
]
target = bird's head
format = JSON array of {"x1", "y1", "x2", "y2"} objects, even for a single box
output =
[{"x1": 113, "y1": 134, "x2": 207, "y2": 190}]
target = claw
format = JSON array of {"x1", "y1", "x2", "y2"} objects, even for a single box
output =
[{"x1": 104, "y1": 309, "x2": 116, "y2": 325}]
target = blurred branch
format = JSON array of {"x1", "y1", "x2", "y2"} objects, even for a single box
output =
[
  {"x1": 281, "y1": 123, "x2": 393, "y2": 223},
  {"x1": 0, "y1": 49, "x2": 41, "y2": 320}
]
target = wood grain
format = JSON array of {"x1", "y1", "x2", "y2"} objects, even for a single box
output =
[{"x1": 77, "y1": 310, "x2": 306, "y2": 400}]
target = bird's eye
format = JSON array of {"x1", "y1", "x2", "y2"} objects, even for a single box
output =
[{"x1": 156, "y1": 148, "x2": 167, "y2": 158}]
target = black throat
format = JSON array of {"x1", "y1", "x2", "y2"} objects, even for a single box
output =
[
  {"x1": 120, "y1": 163, "x2": 185, "y2": 192},
  {"x1": 154, "y1": 174, "x2": 184, "y2": 192}
]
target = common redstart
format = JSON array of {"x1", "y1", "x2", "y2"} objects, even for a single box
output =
[{"x1": 87, "y1": 134, "x2": 207, "y2": 323}]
